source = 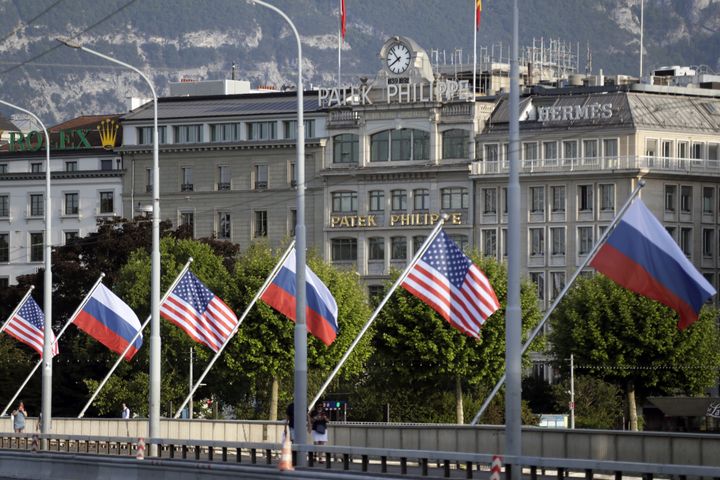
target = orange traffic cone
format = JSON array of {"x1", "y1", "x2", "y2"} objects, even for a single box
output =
[{"x1": 278, "y1": 427, "x2": 294, "y2": 471}]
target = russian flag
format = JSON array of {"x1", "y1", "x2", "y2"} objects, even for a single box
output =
[
  {"x1": 590, "y1": 199, "x2": 716, "y2": 329},
  {"x1": 260, "y1": 248, "x2": 339, "y2": 345},
  {"x1": 73, "y1": 284, "x2": 143, "y2": 360}
]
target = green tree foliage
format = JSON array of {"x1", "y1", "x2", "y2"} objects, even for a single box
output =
[
  {"x1": 224, "y1": 242, "x2": 373, "y2": 419},
  {"x1": 356, "y1": 254, "x2": 542, "y2": 424},
  {"x1": 551, "y1": 375, "x2": 623, "y2": 429},
  {"x1": 550, "y1": 275, "x2": 720, "y2": 430}
]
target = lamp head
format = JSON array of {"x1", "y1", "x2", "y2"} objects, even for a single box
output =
[{"x1": 56, "y1": 37, "x2": 82, "y2": 49}]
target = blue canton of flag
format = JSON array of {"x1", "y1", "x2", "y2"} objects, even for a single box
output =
[
  {"x1": 5, "y1": 296, "x2": 58, "y2": 357},
  {"x1": 160, "y1": 271, "x2": 239, "y2": 352},
  {"x1": 401, "y1": 229, "x2": 500, "y2": 338}
]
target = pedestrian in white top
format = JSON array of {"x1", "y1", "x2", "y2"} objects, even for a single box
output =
[{"x1": 121, "y1": 403, "x2": 130, "y2": 419}]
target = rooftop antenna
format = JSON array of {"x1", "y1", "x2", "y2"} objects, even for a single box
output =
[{"x1": 231, "y1": 62, "x2": 236, "y2": 80}]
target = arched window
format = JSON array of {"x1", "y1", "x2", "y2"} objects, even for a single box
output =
[
  {"x1": 370, "y1": 129, "x2": 429, "y2": 162},
  {"x1": 442, "y1": 129, "x2": 468, "y2": 159},
  {"x1": 333, "y1": 134, "x2": 359, "y2": 164}
]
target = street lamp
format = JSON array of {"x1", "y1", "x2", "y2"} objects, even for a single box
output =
[
  {"x1": 245, "y1": 0, "x2": 308, "y2": 448},
  {"x1": 0, "y1": 100, "x2": 52, "y2": 447},
  {"x1": 58, "y1": 38, "x2": 162, "y2": 456}
]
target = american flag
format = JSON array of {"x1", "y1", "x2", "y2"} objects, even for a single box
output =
[
  {"x1": 5, "y1": 296, "x2": 59, "y2": 357},
  {"x1": 160, "y1": 271, "x2": 239, "y2": 352},
  {"x1": 401, "y1": 229, "x2": 500, "y2": 338}
]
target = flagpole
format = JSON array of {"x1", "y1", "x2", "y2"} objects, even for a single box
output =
[
  {"x1": 78, "y1": 259, "x2": 194, "y2": 419},
  {"x1": 309, "y1": 216, "x2": 448, "y2": 410},
  {"x1": 0, "y1": 286, "x2": 35, "y2": 335},
  {"x1": 469, "y1": 180, "x2": 646, "y2": 425},
  {"x1": 473, "y1": 0, "x2": 477, "y2": 97},
  {"x1": 1, "y1": 273, "x2": 105, "y2": 417},
  {"x1": 337, "y1": 0, "x2": 342, "y2": 90},
  {"x1": 172, "y1": 243, "x2": 295, "y2": 418}
]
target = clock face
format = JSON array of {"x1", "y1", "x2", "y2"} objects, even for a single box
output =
[{"x1": 387, "y1": 43, "x2": 411, "y2": 74}]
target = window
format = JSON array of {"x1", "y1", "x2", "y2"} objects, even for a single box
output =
[
  {"x1": 680, "y1": 228, "x2": 692, "y2": 256},
  {"x1": 578, "y1": 185, "x2": 593, "y2": 212},
  {"x1": 543, "y1": 141, "x2": 557, "y2": 162},
  {"x1": 551, "y1": 227, "x2": 565, "y2": 255},
  {"x1": 680, "y1": 186, "x2": 692, "y2": 212},
  {"x1": 691, "y1": 142, "x2": 703, "y2": 160},
  {"x1": 449, "y1": 234, "x2": 469, "y2": 251},
  {"x1": 530, "y1": 187, "x2": 545, "y2": 214},
  {"x1": 331, "y1": 238, "x2": 357, "y2": 261},
  {"x1": 289, "y1": 209, "x2": 296, "y2": 237},
  {"x1": 578, "y1": 226, "x2": 593, "y2": 255},
  {"x1": 210, "y1": 123, "x2": 241, "y2": 142},
  {"x1": 665, "y1": 185, "x2": 677, "y2": 212},
  {"x1": 391, "y1": 190, "x2": 407, "y2": 211},
  {"x1": 551, "y1": 186, "x2": 566, "y2": 213},
  {"x1": 678, "y1": 142, "x2": 688, "y2": 159},
  {"x1": 662, "y1": 140, "x2": 673, "y2": 159},
  {"x1": 289, "y1": 162, "x2": 296, "y2": 187},
  {"x1": 703, "y1": 187, "x2": 714, "y2": 214},
  {"x1": 174, "y1": 124, "x2": 203, "y2": 143},
  {"x1": 332, "y1": 191, "x2": 358, "y2": 213},
  {"x1": 254, "y1": 211, "x2": 267, "y2": 238},
  {"x1": 181, "y1": 212, "x2": 194, "y2": 229},
  {"x1": 0, "y1": 233, "x2": 8, "y2": 262},
  {"x1": 551, "y1": 272, "x2": 565, "y2": 300},
  {"x1": 483, "y1": 188, "x2": 497, "y2": 214},
  {"x1": 255, "y1": 165, "x2": 268, "y2": 189},
  {"x1": 333, "y1": 134, "x2": 359, "y2": 164},
  {"x1": 368, "y1": 285, "x2": 385, "y2": 305},
  {"x1": 100, "y1": 159, "x2": 113, "y2": 171},
  {"x1": 482, "y1": 229, "x2": 497, "y2": 257},
  {"x1": 441, "y1": 187, "x2": 468, "y2": 209},
  {"x1": 529, "y1": 272, "x2": 545, "y2": 301},
  {"x1": 523, "y1": 142, "x2": 538, "y2": 161},
  {"x1": 368, "y1": 237, "x2": 385, "y2": 261},
  {"x1": 30, "y1": 194, "x2": 43, "y2": 217},
  {"x1": 65, "y1": 161, "x2": 77, "y2": 172},
  {"x1": 530, "y1": 228, "x2": 544, "y2": 257},
  {"x1": 666, "y1": 226, "x2": 676, "y2": 240},
  {"x1": 99, "y1": 192, "x2": 114, "y2": 214},
  {"x1": 217, "y1": 166, "x2": 231, "y2": 190},
  {"x1": 484, "y1": 144, "x2": 499, "y2": 162},
  {"x1": 369, "y1": 191, "x2": 384, "y2": 212},
  {"x1": 30, "y1": 232, "x2": 43, "y2": 262},
  {"x1": 247, "y1": 121, "x2": 277, "y2": 141},
  {"x1": 64, "y1": 231, "x2": 79, "y2": 245},
  {"x1": 413, "y1": 189, "x2": 429, "y2": 211},
  {"x1": 0, "y1": 164, "x2": 7, "y2": 174},
  {"x1": 600, "y1": 184, "x2": 615, "y2": 211},
  {"x1": 370, "y1": 129, "x2": 428, "y2": 161},
  {"x1": 413, "y1": 235, "x2": 426, "y2": 254},
  {"x1": 137, "y1": 126, "x2": 167, "y2": 144},
  {"x1": 583, "y1": 139, "x2": 598, "y2": 160},
  {"x1": 442, "y1": 129, "x2": 468, "y2": 159},
  {"x1": 562, "y1": 140, "x2": 577, "y2": 162},
  {"x1": 145, "y1": 168, "x2": 153, "y2": 193},
  {"x1": 702, "y1": 229, "x2": 714, "y2": 257},
  {"x1": 502, "y1": 187, "x2": 508, "y2": 214},
  {"x1": 181, "y1": 167, "x2": 193, "y2": 191},
  {"x1": 603, "y1": 138, "x2": 618, "y2": 158},
  {"x1": 283, "y1": 119, "x2": 315, "y2": 139},
  {"x1": 0, "y1": 195, "x2": 8, "y2": 217},
  {"x1": 391, "y1": 237, "x2": 407, "y2": 260},
  {"x1": 502, "y1": 228, "x2": 508, "y2": 256},
  {"x1": 217, "y1": 212, "x2": 231, "y2": 239}
]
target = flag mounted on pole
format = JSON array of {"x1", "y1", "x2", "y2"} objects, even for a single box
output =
[
  {"x1": 72, "y1": 284, "x2": 143, "y2": 361},
  {"x1": 401, "y1": 229, "x2": 500, "y2": 338},
  {"x1": 160, "y1": 271, "x2": 239, "y2": 352},
  {"x1": 260, "y1": 248, "x2": 339, "y2": 346},
  {"x1": 475, "y1": 0, "x2": 482, "y2": 30},
  {"x1": 590, "y1": 199, "x2": 715, "y2": 329},
  {"x1": 340, "y1": 0, "x2": 347, "y2": 39},
  {"x1": 5, "y1": 296, "x2": 58, "y2": 357}
]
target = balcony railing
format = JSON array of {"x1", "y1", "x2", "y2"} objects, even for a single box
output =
[
  {"x1": 471, "y1": 155, "x2": 720, "y2": 176},
  {"x1": 181, "y1": 183, "x2": 194, "y2": 192},
  {"x1": 328, "y1": 109, "x2": 361, "y2": 127},
  {"x1": 217, "y1": 182, "x2": 231, "y2": 191}
]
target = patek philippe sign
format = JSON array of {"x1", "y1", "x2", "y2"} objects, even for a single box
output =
[
  {"x1": 330, "y1": 212, "x2": 463, "y2": 228},
  {"x1": 319, "y1": 79, "x2": 472, "y2": 108},
  {"x1": 536, "y1": 103, "x2": 613, "y2": 122}
]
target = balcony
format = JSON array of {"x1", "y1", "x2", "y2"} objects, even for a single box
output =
[
  {"x1": 145, "y1": 185, "x2": 152, "y2": 193},
  {"x1": 181, "y1": 183, "x2": 194, "y2": 192},
  {"x1": 217, "y1": 182, "x2": 231, "y2": 191},
  {"x1": 470, "y1": 156, "x2": 720, "y2": 176},
  {"x1": 255, "y1": 181, "x2": 268, "y2": 190},
  {"x1": 327, "y1": 109, "x2": 361, "y2": 128},
  {"x1": 441, "y1": 103, "x2": 472, "y2": 117}
]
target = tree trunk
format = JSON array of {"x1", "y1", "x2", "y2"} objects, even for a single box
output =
[
  {"x1": 269, "y1": 376, "x2": 279, "y2": 421},
  {"x1": 627, "y1": 380, "x2": 638, "y2": 431},
  {"x1": 455, "y1": 375, "x2": 464, "y2": 424}
]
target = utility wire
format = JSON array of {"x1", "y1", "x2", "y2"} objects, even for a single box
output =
[{"x1": 0, "y1": 0, "x2": 66, "y2": 47}]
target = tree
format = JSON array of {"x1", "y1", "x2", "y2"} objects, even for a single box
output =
[
  {"x1": 549, "y1": 275, "x2": 720, "y2": 431},
  {"x1": 224, "y1": 242, "x2": 373, "y2": 420},
  {"x1": 551, "y1": 375, "x2": 623, "y2": 429},
  {"x1": 364, "y1": 253, "x2": 543, "y2": 424}
]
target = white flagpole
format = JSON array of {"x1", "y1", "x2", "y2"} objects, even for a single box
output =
[
  {"x1": 309, "y1": 215, "x2": 449, "y2": 410},
  {"x1": 1, "y1": 273, "x2": 105, "y2": 417},
  {"x1": 0, "y1": 286, "x2": 35, "y2": 335},
  {"x1": 78, "y1": 259, "x2": 194, "y2": 418},
  {"x1": 173, "y1": 242, "x2": 295, "y2": 418},
  {"x1": 470, "y1": 180, "x2": 646, "y2": 425},
  {"x1": 338, "y1": 0, "x2": 342, "y2": 90},
  {"x1": 473, "y1": 0, "x2": 477, "y2": 97}
]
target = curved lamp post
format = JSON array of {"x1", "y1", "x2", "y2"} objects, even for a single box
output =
[
  {"x1": 58, "y1": 38, "x2": 161, "y2": 456},
  {"x1": 0, "y1": 100, "x2": 52, "y2": 446},
  {"x1": 245, "y1": 0, "x2": 308, "y2": 448}
]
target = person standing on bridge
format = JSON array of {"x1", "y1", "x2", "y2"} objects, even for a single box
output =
[
  {"x1": 121, "y1": 403, "x2": 130, "y2": 419},
  {"x1": 309, "y1": 403, "x2": 328, "y2": 462},
  {"x1": 11, "y1": 401, "x2": 26, "y2": 433}
]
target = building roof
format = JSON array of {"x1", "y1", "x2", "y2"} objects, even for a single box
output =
[
  {"x1": 0, "y1": 115, "x2": 19, "y2": 131},
  {"x1": 50, "y1": 115, "x2": 120, "y2": 132},
  {"x1": 122, "y1": 90, "x2": 322, "y2": 122}
]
